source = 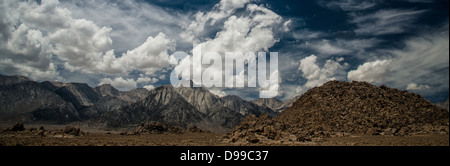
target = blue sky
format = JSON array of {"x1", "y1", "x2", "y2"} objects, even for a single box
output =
[{"x1": 0, "y1": 0, "x2": 448, "y2": 102}]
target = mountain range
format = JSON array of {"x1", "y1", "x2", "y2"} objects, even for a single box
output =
[
  {"x1": 2, "y1": 75, "x2": 447, "y2": 134},
  {"x1": 0, "y1": 75, "x2": 285, "y2": 133}
]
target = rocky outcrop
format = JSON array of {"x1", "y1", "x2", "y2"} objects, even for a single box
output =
[
  {"x1": 10, "y1": 123, "x2": 25, "y2": 132},
  {"x1": 0, "y1": 124, "x2": 83, "y2": 138},
  {"x1": 226, "y1": 81, "x2": 449, "y2": 144},
  {"x1": 135, "y1": 121, "x2": 183, "y2": 134},
  {"x1": 63, "y1": 125, "x2": 81, "y2": 136}
]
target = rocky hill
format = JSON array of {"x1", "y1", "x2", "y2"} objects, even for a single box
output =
[{"x1": 227, "y1": 81, "x2": 449, "y2": 143}]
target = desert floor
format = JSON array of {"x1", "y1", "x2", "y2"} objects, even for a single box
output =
[{"x1": 0, "y1": 124, "x2": 448, "y2": 146}]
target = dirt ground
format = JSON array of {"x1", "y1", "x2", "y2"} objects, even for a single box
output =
[
  {"x1": 0, "y1": 124, "x2": 448, "y2": 146},
  {"x1": 0, "y1": 132, "x2": 221, "y2": 146},
  {"x1": 223, "y1": 134, "x2": 449, "y2": 146}
]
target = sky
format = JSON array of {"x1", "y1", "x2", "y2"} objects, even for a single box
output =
[{"x1": 0, "y1": 0, "x2": 448, "y2": 102}]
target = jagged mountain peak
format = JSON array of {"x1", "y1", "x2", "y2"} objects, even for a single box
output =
[
  {"x1": 221, "y1": 95, "x2": 278, "y2": 117},
  {"x1": 95, "y1": 84, "x2": 121, "y2": 97},
  {"x1": 252, "y1": 98, "x2": 283, "y2": 106},
  {"x1": 117, "y1": 88, "x2": 149, "y2": 103},
  {"x1": 0, "y1": 75, "x2": 281, "y2": 133},
  {"x1": 222, "y1": 95, "x2": 242, "y2": 100},
  {"x1": 54, "y1": 82, "x2": 101, "y2": 109},
  {"x1": 39, "y1": 81, "x2": 69, "y2": 91}
]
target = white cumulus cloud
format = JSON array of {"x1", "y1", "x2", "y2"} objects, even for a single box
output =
[
  {"x1": 296, "y1": 55, "x2": 348, "y2": 94},
  {"x1": 0, "y1": 0, "x2": 174, "y2": 83},
  {"x1": 179, "y1": 0, "x2": 254, "y2": 43},
  {"x1": 143, "y1": 85, "x2": 155, "y2": 91},
  {"x1": 175, "y1": 2, "x2": 285, "y2": 97},
  {"x1": 347, "y1": 59, "x2": 391, "y2": 84},
  {"x1": 406, "y1": 83, "x2": 430, "y2": 90},
  {"x1": 99, "y1": 77, "x2": 137, "y2": 91}
]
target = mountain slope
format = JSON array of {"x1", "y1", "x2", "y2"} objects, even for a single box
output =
[
  {"x1": 251, "y1": 96, "x2": 301, "y2": 113},
  {"x1": 39, "y1": 81, "x2": 68, "y2": 92},
  {"x1": 117, "y1": 88, "x2": 149, "y2": 103},
  {"x1": 100, "y1": 85, "x2": 208, "y2": 128},
  {"x1": 79, "y1": 96, "x2": 128, "y2": 119},
  {"x1": 175, "y1": 86, "x2": 222, "y2": 115},
  {"x1": 79, "y1": 88, "x2": 149, "y2": 120},
  {"x1": 251, "y1": 98, "x2": 283, "y2": 109},
  {"x1": 174, "y1": 86, "x2": 244, "y2": 130},
  {"x1": 222, "y1": 95, "x2": 278, "y2": 117},
  {"x1": 0, "y1": 75, "x2": 31, "y2": 85},
  {"x1": 95, "y1": 84, "x2": 121, "y2": 97},
  {"x1": 0, "y1": 75, "x2": 285, "y2": 133},
  {"x1": 276, "y1": 95, "x2": 301, "y2": 112},
  {"x1": 54, "y1": 83, "x2": 101, "y2": 110},
  {"x1": 99, "y1": 85, "x2": 246, "y2": 133},
  {"x1": 0, "y1": 81, "x2": 79, "y2": 123}
]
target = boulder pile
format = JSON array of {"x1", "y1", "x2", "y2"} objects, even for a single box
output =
[
  {"x1": 133, "y1": 121, "x2": 208, "y2": 135},
  {"x1": 226, "y1": 81, "x2": 449, "y2": 144},
  {"x1": 1, "y1": 123, "x2": 84, "y2": 138},
  {"x1": 135, "y1": 121, "x2": 183, "y2": 134}
]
